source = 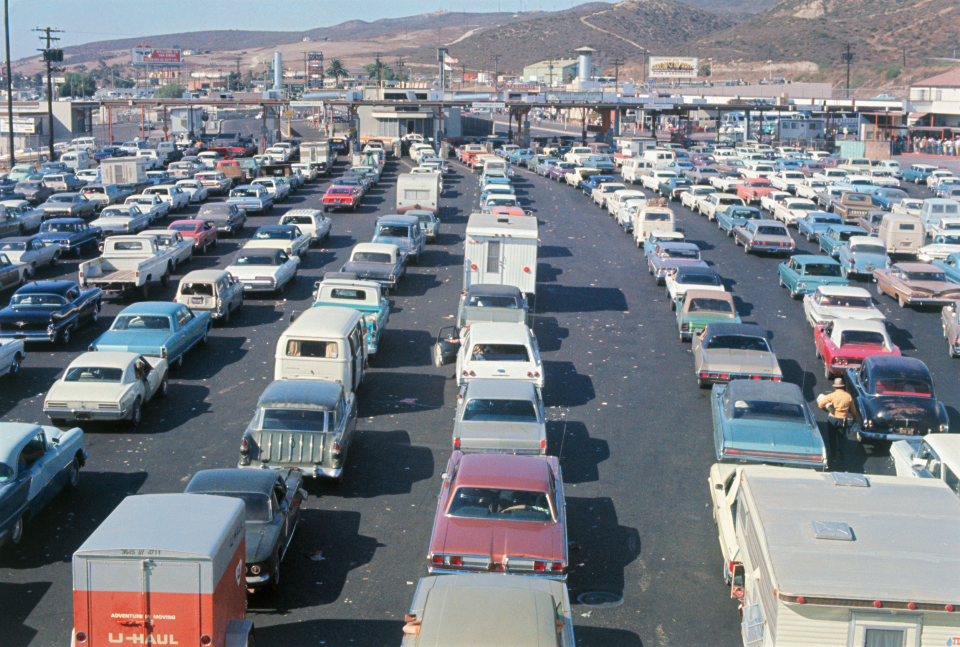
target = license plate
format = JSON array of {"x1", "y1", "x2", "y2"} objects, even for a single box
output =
[
  {"x1": 76, "y1": 412, "x2": 91, "y2": 420},
  {"x1": 901, "y1": 242, "x2": 912, "y2": 247},
  {"x1": 899, "y1": 428, "x2": 915, "y2": 435},
  {"x1": 864, "y1": 266, "x2": 874, "y2": 271},
  {"x1": 190, "y1": 297, "x2": 204, "y2": 304}
]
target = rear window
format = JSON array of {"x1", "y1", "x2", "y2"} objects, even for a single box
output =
[
  {"x1": 840, "y1": 331, "x2": 885, "y2": 347},
  {"x1": 330, "y1": 288, "x2": 367, "y2": 300},
  {"x1": 64, "y1": 367, "x2": 123, "y2": 382},
  {"x1": 687, "y1": 298, "x2": 732, "y2": 314},
  {"x1": 706, "y1": 335, "x2": 770, "y2": 352},
  {"x1": 470, "y1": 344, "x2": 530, "y2": 361},
  {"x1": 180, "y1": 283, "x2": 214, "y2": 296},
  {"x1": 462, "y1": 399, "x2": 538, "y2": 423},
  {"x1": 261, "y1": 408, "x2": 330, "y2": 432},
  {"x1": 285, "y1": 339, "x2": 339, "y2": 358},
  {"x1": 467, "y1": 295, "x2": 518, "y2": 308},
  {"x1": 757, "y1": 226, "x2": 787, "y2": 236}
]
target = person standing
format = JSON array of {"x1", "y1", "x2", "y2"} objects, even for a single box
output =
[{"x1": 818, "y1": 377, "x2": 854, "y2": 463}]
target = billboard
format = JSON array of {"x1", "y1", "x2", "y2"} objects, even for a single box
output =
[
  {"x1": 132, "y1": 44, "x2": 182, "y2": 66},
  {"x1": 0, "y1": 117, "x2": 36, "y2": 134},
  {"x1": 495, "y1": 82, "x2": 539, "y2": 93},
  {"x1": 649, "y1": 57, "x2": 698, "y2": 78},
  {"x1": 307, "y1": 52, "x2": 324, "y2": 90}
]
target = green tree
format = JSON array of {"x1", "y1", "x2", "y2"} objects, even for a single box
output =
[
  {"x1": 31, "y1": 72, "x2": 43, "y2": 86},
  {"x1": 154, "y1": 83, "x2": 184, "y2": 98},
  {"x1": 328, "y1": 58, "x2": 346, "y2": 87},
  {"x1": 698, "y1": 63, "x2": 712, "y2": 78},
  {"x1": 113, "y1": 76, "x2": 135, "y2": 89},
  {"x1": 364, "y1": 62, "x2": 395, "y2": 82},
  {"x1": 58, "y1": 72, "x2": 96, "y2": 97}
]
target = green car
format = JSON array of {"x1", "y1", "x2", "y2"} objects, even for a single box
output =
[
  {"x1": 777, "y1": 254, "x2": 849, "y2": 299},
  {"x1": 676, "y1": 289, "x2": 741, "y2": 341}
]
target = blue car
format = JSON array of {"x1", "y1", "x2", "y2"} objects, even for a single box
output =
[
  {"x1": 37, "y1": 218, "x2": 102, "y2": 256},
  {"x1": 536, "y1": 158, "x2": 560, "y2": 177},
  {"x1": 583, "y1": 155, "x2": 615, "y2": 171},
  {"x1": 837, "y1": 235, "x2": 890, "y2": 279},
  {"x1": 508, "y1": 149, "x2": 535, "y2": 166},
  {"x1": 227, "y1": 185, "x2": 275, "y2": 214},
  {"x1": 796, "y1": 212, "x2": 843, "y2": 242},
  {"x1": 312, "y1": 275, "x2": 390, "y2": 355},
  {"x1": 716, "y1": 205, "x2": 762, "y2": 237},
  {"x1": 659, "y1": 177, "x2": 693, "y2": 200},
  {"x1": 777, "y1": 254, "x2": 849, "y2": 298},
  {"x1": 870, "y1": 187, "x2": 910, "y2": 210},
  {"x1": 0, "y1": 422, "x2": 87, "y2": 548},
  {"x1": 933, "y1": 252, "x2": 960, "y2": 285},
  {"x1": 818, "y1": 224, "x2": 867, "y2": 258},
  {"x1": 774, "y1": 160, "x2": 803, "y2": 172},
  {"x1": 89, "y1": 301, "x2": 212, "y2": 369},
  {"x1": 902, "y1": 163, "x2": 939, "y2": 185},
  {"x1": 580, "y1": 174, "x2": 616, "y2": 195},
  {"x1": 711, "y1": 380, "x2": 826, "y2": 470}
]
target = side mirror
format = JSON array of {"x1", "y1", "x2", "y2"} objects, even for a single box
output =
[{"x1": 289, "y1": 312, "x2": 297, "y2": 324}]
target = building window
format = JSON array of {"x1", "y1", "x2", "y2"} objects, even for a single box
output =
[
  {"x1": 486, "y1": 241, "x2": 500, "y2": 273},
  {"x1": 935, "y1": 90, "x2": 943, "y2": 101}
]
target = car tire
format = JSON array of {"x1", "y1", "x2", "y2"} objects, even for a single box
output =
[
  {"x1": 898, "y1": 294, "x2": 906, "y2": 308},
  {"x1": 173, "y1": 354, "x2": 184, "y2": 370},
  {"x1": 9, "y1": 514, "x2": 24, "y2": 545},
  {"x1": 130, "y1": 398, "x2": 142, "y2": 427},
  {"x1": 8, "y1": 352, "x2": 21, "y2": 377},
  {"x1": 66, "y1": 458, "x2": 81, "y2": 489},
  {"x1": 222, "y1": 307, "x2": 230, "y2": 325},
  {"x1": 268, "y1": 556, "x2": 280, "y2": 593},
  {"x1": 201, "y1": 326, "x2": 209, "y2": 344},
  {"x1": 779, "y1": 275, "x2": 785, "y2": 288},
  {"x1": 160, "y1": 272, "x2": 170, "y2": 288},
  {"x1": 743, "y1": 242, "x2": 749, "y2": 254},
  {"x1": 824, "y1": 363, "x2": 832, "y2": 379},
  {"x1": 697, "y1": 378, "x2": 708, "y2": 389},
  {"x1": 50, "y1": 252, "x2": 60, "y2": 267},
  {"x1": 140, "y1": 283, "x2": 149, "y2": 300},
  {"x1": 158, "y1": 375, "x2": 168, "y2": 398}
]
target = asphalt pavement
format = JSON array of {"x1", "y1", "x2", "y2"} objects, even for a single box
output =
[{"x1": 1, "y1": 134, "x2": 956, "y2": 647}]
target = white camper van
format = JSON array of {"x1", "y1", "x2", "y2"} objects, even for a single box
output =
[
  {"x1": 463, "y1": 213, "x2": 538, "y2": 296},
  {"x1": 274, "y1": 307, "x2": 366, "y2": 392}
]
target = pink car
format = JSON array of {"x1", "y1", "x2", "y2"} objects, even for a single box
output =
[
  {"x1": 168, "y1": 219, "x2": 218, "y2": 254},
  {"x1": 428, "y1": 451, "x2": 567, "y2": 579}
]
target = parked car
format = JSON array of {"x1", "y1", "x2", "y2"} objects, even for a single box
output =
[
  {"x1": 777, "y1": 254, "x2": 848, "y2": 298},
  {"x1": 844, "y1": 355, "x2": 949, "y2": 444},
  {"x1": 196, "y1": 202, "x2": 246, "y2": 236},
  {"x1": 238, "y1": 379, "x2": 358, "y2": 482},
  {"x1": 321, "y1": 185, "x2": 360, "y2": 212},
  {"x1": 15, "y1": 180, "x2": 54, "y2": 205},
  {"x1": 0, "y1": 280, "x2": 101, "y2": 343},
  {"x1": 715, "y1": 205, "x2": 763, "y2": 237},
  {"x1": 796, "y1": 212, "x2": 843, "y2": 242},
  {"x1": 89, "y1": 301, "x2": 211, "y2": 370},
  {"x1": 676, "y1": 289, "x2": 740, "y2": 341},
  {"x1": 803, "y1": 285, "x2": 884, "y2": 326},
  {"x1": 452, "y1": 379, "x2": 546, "y2": 454},
  {"x1": 123, "y1": 194, "x2": 169, "y2": 224},
  {"x1": 874, "y1": 262, "x2": 960, "y2": 308},
  {"x1": 815, "y1": 318, "x2": 900, "y2": 378},
  {"x1": 37, "y1": 218, "x2": 101, "y2": 256},
  {"x1": 665, "y1": 265, "x2": 725, "y2": 307},
  {"x1": 710, "y1": 380, "x2": 826, "y2": 469},
  {"x1": 225, "y1": 248, "x2": 299, "y2": 294},
  {"x1": 312, "y1": 275, "x2": 388, "y2": 355},
  {"x1": 137, "y1": 229, "x2": 193, "y2": 269},
  {"x1": 175, "y1": 269, "x2": 243, "y2": 324},
  {"x1": 279, "y1": 209, "x2": 331, "y2": 245},
  {"x1": 818, "y1": 224, "x2": 867, "y2": 258},
  {"x1": 692, "y1": 323, "x2": 782, "y2": 388},
  {"x1": 732, "y1": 219, "x2": 795, "y2": 255},
  {"x1": 184, "y1": 468, "x2": 305, "y2": 591},
  {"x1": 444, "y1": 322, "x2": 543, "y2": 388},
  {"x1": 837, "y1": 235, "x2": 890, "y2": 279},
  {"x1": 645, "y1": 241, "x2": 705, "y2": 285},
  {"x1": 340, "y1": 242, "x2": 405, "y2": 291},
  {"x1": 428, "y1": 451, "x2": 567, "y2": 579},
  {"x1": 918, "y1": 233, "x2": 960, "y2": 263},
  {"x1": 174, "y1": 179, "x2": 209, "y2": 203},
  {"x1": 168, "y1": 219, "x2": 218, "y2": 254},
  {"x1": 432, "y1": 284, "x2": 529, "y2": 366},
  {"x1": 89, "y1": 205, "x2": 150, "y2": 236},
  {"x1": 43, "y1": 351, "x2": 168, "y2": 426},
  {"x1": 247, "y1": 224, "x2": 309, "y2": 258},
  {"x1": 37, "y1": 192, "x2": 98, "y2": 220},
  {"x1": 142, "y1": 184, "x2": 189, "y2": 213},
  {"x1": 0, "y1": 235, "x2": 60, "y2": 276},
  {"x1": 0, "y1": 422, "x2": 86, "y2": 548}
]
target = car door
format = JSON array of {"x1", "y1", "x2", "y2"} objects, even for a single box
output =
[
  {"x1": 0, "y1": 256, "x2": 19, "y2": 288},
  {"x1": 434, "y1": 326, "x2": 460, "y2": 367},
  {"x1": 176, "y1": 307, "x2": 201, "y2": 354},
  {"x1": 20, "y1": 432, "x2": 57, "y2": 508}
]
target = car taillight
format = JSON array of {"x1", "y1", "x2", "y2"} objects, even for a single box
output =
[
  {"x1": 454, "y1": 437, "x2": 460, "y2": 449},
  {"x1": 240, "y1": 438, "x2": 249, "y2": 454},
  {"x1": 388, "y1": 274, "x2": 395, "y2": 281},
  {"x1": 332, "y1": 441, "x2": 341, "y2": 454},
  {"x1": 200, "y1": 635, "x2": 212, "y2": 646},
  {"x1": 540, "y1": 439, "x2": 546, "y2": 451},
  {"x1": 462, "y1": 370, "x2": 468, "y2": 376},
  {"x1": 431, "y1": 554, "x2": 443, "y2": 564},
  {"x1": 75, "y1": 632, "x2": 87, "y2": 644},
  {"x1": 469, "y1": 370, "x2": 475, "y2": 376},
  {"x1": 449, "y1": 556, "x2": 462, "y2": 566},
  {"x1": 681, "y1": 323, "x2": 689, "y2": 331},
  {"x1": 772, "y1": 376, "x2": 782, "y2": 382},
  {"x1": 549, "y1": 562, "x2": 563, "y2": 572},
  {"x1": 533, "y1": 561, "x2": 545, "y2": 572}
]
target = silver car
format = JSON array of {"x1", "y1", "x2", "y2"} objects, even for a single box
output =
[
  {"x1": 692, "y1": 322, "x2": 783, "y2": 388},
  {"x1": 0, "y1": 235, "x2": 60, "y2": 276},
  {"x1": 454, "y1": 379, "x2": 546, "y2": 455}
]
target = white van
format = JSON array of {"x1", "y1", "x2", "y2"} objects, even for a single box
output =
[
  {"x1": 274, "y1": 307, "x2": 366, "y2": 393},
  {"x1": 631, "y1": 204, "x2": 676, "y2": 247},
  {"x1": 642, "y1": 148, "x2": 676, "y2": 170},
  {"x1": 919, "y1": 198, "x2": 960, "y2": 232},
  {"x1": 454, "y1": 322, "x2": 543, "y2": 388},
  {"x1": 877, "y1": 214, "x2": 924, "y2": 255},
  {"x1": 61, "y1": 150, "x2": 92, "y2": 171}
]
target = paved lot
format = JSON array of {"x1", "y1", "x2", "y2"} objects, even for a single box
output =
[{"x1": 1, "y1": 135, "x2": 956, "y2": 647}]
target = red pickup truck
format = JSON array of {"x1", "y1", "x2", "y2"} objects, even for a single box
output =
[{"x1": 737, "y1": 177, "x2": 776, "y2": 204}]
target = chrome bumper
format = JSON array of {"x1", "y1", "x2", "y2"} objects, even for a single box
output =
[{"x1": 44, "y1": 407, "x2": 128, "y2": 421}]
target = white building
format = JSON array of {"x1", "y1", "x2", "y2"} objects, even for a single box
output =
[{"x1": 909, "y1": 67, "x2": 960, "y2": 128}]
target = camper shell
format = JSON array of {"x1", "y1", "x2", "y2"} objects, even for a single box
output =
[
  {"x1": 274, "y1": 306, "x2": 366, "y2": 392},
  {"x1": 396, "y1": 172, "x2": 440, "y2": 215},
  {"x1": 463, "y1": 213, "x2": 538, "y2": 296}
]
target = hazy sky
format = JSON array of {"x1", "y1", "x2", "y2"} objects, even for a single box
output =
[{"x1": 4, "y1": 0, "x2": 595, "y2": 60}]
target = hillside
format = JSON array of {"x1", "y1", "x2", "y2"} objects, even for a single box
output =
[
  {"x1": 694, "y1": 0, "x2": 960, "y2": 66},
  {"x1": 676, "y1": 0, "x2": 778, "y2": 20},
  {"x1": 431, "y1": 0, "x2": 733, "y2": 73}
]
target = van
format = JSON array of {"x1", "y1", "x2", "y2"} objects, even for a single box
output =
[
  {"x1": 175, "y1": 269, "x2": 244, "y2": 322},
  {"x1": 877, "y1": 214, "x2": 924, "y2": 255},
  {"x1": 482, "y1": 158, "x2": 510, "y2": 177},
  {"x1": 919, "y1": 198, "x2": 960, "y2": 232},
  {"x1": 60, "y1": 150, "x2": 91, "y2": 172},
  {"x1": 274, "y1": 306, "x2": 366, "y2": 392},
  {"x1": 642, "y1": 148, "x2": 676, "y2": 170},
  {"x1": 70, "y1": 137, "x2": 96, "y2": 153},
  {"x1": 630, "y1": 203, "x2": 676, "y2": 246}
]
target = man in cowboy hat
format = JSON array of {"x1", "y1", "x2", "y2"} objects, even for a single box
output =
[{"x1": 818, "y1": 377, "x2": 854, "y2": 463}]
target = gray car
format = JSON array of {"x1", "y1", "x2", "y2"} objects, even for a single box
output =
[
  {"x1": 37, "y1": 192, "x2": 98, "y2": 219},
  {"x1": 454, "y1": 379, "x2": 546, "y2": 454},
  {"x1": 692, "y1": 322, "x2": 783, "y2": 388},
  {"x1": 238, "y1": 380, "x2": 358, "y2": 482},
  {"x1": 409, "y1": 209, "x2": 440, "y2": 243},
  {"x1": 197, "y1": 202, "x2": 247, "y2": 236},
  {"x1": 184, "y1": 468, "x2": 305, "y2": 591}
]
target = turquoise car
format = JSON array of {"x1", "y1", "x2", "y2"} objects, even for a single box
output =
[
  {"x1": 777, "y1": 254, "x2": 849, "y2": 298},
  {"x1": 818, "y1": 224, "x2": 866, "y2": 258},
  {"x1": 711, "y1": 380, "x2": 827, "y2": 470},
  {"x1": 89, "y1": 301, "x2": 211, "y2": 369},
  {"x1": 312, "y1": 275, "x2": 389, "y2": 355},
  {"x1": 934, "y1": 252, "x2": 960, "y2": 285},
  {"x1": 716, "y1": 205, "x2": 762, "y2": 237}
]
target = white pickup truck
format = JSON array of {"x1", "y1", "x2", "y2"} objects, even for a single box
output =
[
  {"x1": 769, "y1": 171, "x2": 807, "y2": 193},
  {"x1": 640, "y1": 170, "x2": 677, "y2": 192},
  {"x1": 79, "y1": 235, "x2": 176, "y2": 299},
  {"x1": 564, "y1": 146, "x2": 594, "y2": 166}
]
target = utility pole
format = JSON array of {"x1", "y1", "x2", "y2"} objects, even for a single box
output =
[
  {"x1": 375, "y1": 52, "x2": 382, "y2": 88},
  {"x1": 612, "y1": 57, "x2": 624, "y2": 87},
  {"x1": 34, "y1": 26, "x2": 63, "y2": 162},
  {"x1": 395, "y1": 56, "x2": 404, "y2": 86},
  {"x1": 493, "y1": 54, "x2": 501, "y2": 85},
  {"x1": 4, "y1": 0, "x2": 13, "y2": 166},
  {"x1": 841, "y1": 43, "x2": 854, "y2": 99},
  {"x1": 234, "y1": 53, "x2": 243, "y2": 91},
  {"x1": 461, "y1": 64, "x2": 466, "y2": 89}
]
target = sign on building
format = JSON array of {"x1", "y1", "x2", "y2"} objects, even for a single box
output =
[
  {"x1": 132, "y1": 43, "x2": 182, "y2": 66},
  {"x1": 649, "y1": 57, "x2": 698, "y2": 79},
  {"x1": 0, "y1": 117, "x2": 37, "y2": 134},
  {"x1": 495, "y1": 83, "x2": 539, "y2": 93},
  {"x1": 307, "y1": 52, "x2": 324, "y2": 90}
]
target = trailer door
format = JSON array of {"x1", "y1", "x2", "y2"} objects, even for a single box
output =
[{"x1": 87, "y1": 559, "x2": 201, "y2": 646}]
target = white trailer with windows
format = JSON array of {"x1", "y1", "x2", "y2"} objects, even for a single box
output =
[
  {"x1": 463, "y1": 214, "x2": 538, "y2": 296},
  {"x1": 396, "y1": 172, "x2": 440, "y2": 215},
  {"x1": 729, "y1": 466, "x2": 960, "y2": 647}
]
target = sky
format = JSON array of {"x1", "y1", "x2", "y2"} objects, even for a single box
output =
[{"x1": 4, "y1": 0, "x2": 595, "y2": 61}]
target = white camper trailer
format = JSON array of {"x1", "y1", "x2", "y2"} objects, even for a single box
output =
[{"x1": 463, "y1": 213, "x2": 538, "y2": 296}]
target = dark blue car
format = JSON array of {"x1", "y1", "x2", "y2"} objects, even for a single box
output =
[
  {"x1": 38, "y1": 218, "x2": 102, "y2": 256},
  {"x1": 580, "y1": 174, "x2": 616, "y2": 195}
]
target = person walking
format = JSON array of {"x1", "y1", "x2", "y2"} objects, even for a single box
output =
[{"x1": 818, "y1": 377, "x2": 854, "y2": 463}]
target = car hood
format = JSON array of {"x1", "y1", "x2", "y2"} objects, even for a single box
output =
[
  {"x1": 700, "y1": 349, "x2": 782, "y2": 376},
  {"x1": 245, "y1": 522, "x2": 282, "y2": 564},
  {"x1": 861, "y1": 395, "x2": 942, "y2": 430},
  {"x1": 722, "y1": 418, "x2": 825, "y2": 458},
  {"x1": 435, "y1": 515, "x2": 564, "y2": 564},
  {"x1": 91, "y1": 329, "x2": 173, "y2": 354},
  {"x1": 454, "y1": 421, "x2": 542, "y2": 453}
]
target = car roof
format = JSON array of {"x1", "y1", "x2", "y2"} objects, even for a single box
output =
[
  {"x1": 15, "y1": 280, "x2": 78, "y2": 295},
  {"x1": 462, "y1": 379, "x2": 537, "y2": 401},
  {"x1": 0, "y1": 423, "x2": 55, "y2": 466},
  {"x1": 466, "y1": 322, "x2": 532, "y2": 344},
  {"x1": 285, "y1": 306, "x2": 362, "y2": 338},
  {"x1": 352, "y1": 242, "x2": 398, "y2": 254},
  {"x1": 42, "y1": 217, "x2": 85, "y2": 224},
  {"x1": 791, "y1": 254, "x2": 839, "y2": 265},
  {"x1": 2, "y1": 235, "x2": 40, "y2": 243},
  {"x1": 67, "y1": 351, "x2": 141, "y2": 369},
  {"x1": 376, "y1": 215, "x2": 419, "y2": 225},
  {"x1": 233, "y1": 247, "x2": 284, "y2": 261},
  {"x1": 465, "y1": 284, "x2": 524, "y2": 299},
  {"x1": 684, "y1": 288, "x2": 732, "y2": 301},
  {"x1": 180, "y1": 269, "x2": 231, "y2": 283},
  {"x1": 894, "y1": 262, "x2": 942, "y2": 272},
  {"x1": 454, "y1": 452, "x2": 553, "y2": 491},
  {"x1": 848, "y1": 235, "x2": 883, "y2": 246},
  {"x1": 116, "y1": 301, "x2": 184, "y2": 316},
  {"x1": 830, "y1": 318, "x2": 887, "y2": 337},
  {"x1": 185, "y1": 468, "x2": 277, "y2": 495},
  {"x1": 704, "y1": 322, "x2": 767, "y2": 337},
  {"x1": 816, "y1": 285, "x2": 871, "y2": 296},
  {"x1": 280, "y1": 208, "x2": 323, "y2": 219},
  {"x1": 256, "y1": 379, "x2": 342, "y2": 410}
]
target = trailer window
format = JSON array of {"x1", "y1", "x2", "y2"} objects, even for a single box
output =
[
  {"x1": 486, "y1": 241, "x2": 501, "y2": 273},
  {"x1": 404, "y1": 189, "x2": 431, "y2": 201}
]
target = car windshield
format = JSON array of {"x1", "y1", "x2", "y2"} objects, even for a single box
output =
[
  {"x1": 792, "y1": 203, "x2": 816, "y2": 212},
  {"x1": 706, "y1": 335, "x2": 770, "y2": 352},
  {"x1": 352, "y1": 252, "x2": 390, "y2": 263},
  {"x1": 81, "y1": 188, "x2": 106, "y2": 196},
  {"x1": 232, "y1": 188, "x2": 261, "y2": 197},
  {"x1": 757, "y1": 226, "x2": 787, "y2": 236},
  {"x1": 10, "y1": 293, "x2": 65, "y2": 307},
  {"x1": 644, "y1": 212, "x2": 671, "y2": 221},
  {"x1": 732, "y1": 399, "x2": 805, "y2": 422},
  {"x1": 487, "y1": 198, "x2": 516, "y2": 206},
  {"x1": 112, "y1": 315, "x2": 172, "y2": 331},
  {"x1": 803, "y1": 264, "x2": 842, "y2": 277},
  {"x1": 254, "y1": 229, "x2": 291, "y2": 240},
  {"x1": 840, "y1": 331, "x2": 886, "y2": 347},
  {"x1": 814, "y1": 216, "x2": 842, "y2": 225},
  {"x1": 234, "y1": 253, "x2": 278, "y2": 266},
  {"x1": 687, "y1": 298, "x2": 732, "y2": 314},
  {"x1": 728, "y1": 209, "x2": 759, "y2": 219},
  {"x1": 261, "y1": 408, "x2": 329, "y2": 431},
  {"x1": 935, "y1": 235, "x2": 960, "y2": 245},
  {"x1": 100, "y1": 209, "x2": 131, "y2": 219},
  {"x1": 213, "y1": 492, "x2": 271, "y2": 523},
  {"x1": 467, "y1": 295, "x2": 519, "y2": 308},
  {"x1": 903, "y1": 270, "x2": 946, "y2": 282},
  {"x1": 0, "y1": 242, "x2": 26, "y2": 251},
  {"x1": 447, "y1": 487, "x2": 552, "y2": 522},
  {"x1": 462, "y1": 398, "x2": 538, "y2": 423},
  {"x1": 64, "y1": 366, "x2": 123, "y2": 382},
  {"x1": 470, "y1": 344, "x2": 530, "y2": 361},
  {"x1": 677, "y1": 273, "x2": 721, "y2": 286},
  {"x1": 168, "y1": 223, "x2": 198, "y2": 233},
  {"x1": 664, "y1": 248, "x2": 699, "y2": 259},
  {"x1": 872, "y1": 378, "x2": 932, "y2": 397},
  {"x1": 130, "y1": 198, "x2": 153, "y2": 205}
]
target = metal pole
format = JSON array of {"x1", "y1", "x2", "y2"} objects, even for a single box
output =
[
  {"x1": 46, "y1": 54, "x2": 54, "y2": 160},
  {"x1": 140, "y1": 105, "x2": 144, "y2": 140},
  {"x1": 108, "y1": 105, "x2": 112, "y2": 145},
  {"x1": 4, "y1": 0, "x2": 14, "y2": 167}
]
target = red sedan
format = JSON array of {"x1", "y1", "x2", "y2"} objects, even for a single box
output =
[
  {"x1": 428, "y1": 451, "x2": 567, "y2": 579},
  {"x1": 322, "y1": 186, "x2": 359, "y2": 212},
  {"x1": 737, "y1": 177, "x2": 776, "y2": 204},
  {"x1": 169, "y1": 219, "x2": 218, "y2": 254},
  {"x1": 815, "y1": 319, "x2": 901, "y2": 378}
]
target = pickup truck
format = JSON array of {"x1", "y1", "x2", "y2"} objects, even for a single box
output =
[
  {"x1": 769, "y1": 171, "x2": 807, "y2": 193},
  {"x1": 641, "y1": 170, "x2": 678, "y2": 192},
  {"x1": 829, "y1": 192, "x2": 874, "y2": 222},
  {"x1": 79, "y1": 235, "x2": 176, "y2": 299},
  {"x1": 700, "y1": 193, "x2": 746, "y2": 221},
  {"x1": 216, "y1": 159, "x2": 247, "y2": 186},
  {"x1": 340, "y1": 242, "x2": 406, "y2": 291},
  {"x1": 794, "y1": 179, "x2": 830, "y2": 201},
  {"x1": 772, "y1": 197, "x2": 818, "y2": 227}
]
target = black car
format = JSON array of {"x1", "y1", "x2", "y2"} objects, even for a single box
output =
[
  {"x1": 92, "y1": 147, "x2": 125, "y2": 162},
  {"x1": 844, "y1": 355, "x2": 949, "y2": 444},
  {"x1": 184, "y1": 468, "x2": 305, "y2": 591},
  {"x1": 0, "y1": 280, "x2": 102, "y2": 343}
]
